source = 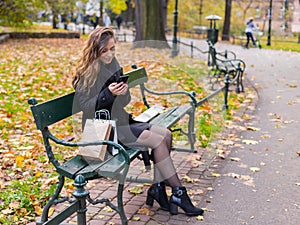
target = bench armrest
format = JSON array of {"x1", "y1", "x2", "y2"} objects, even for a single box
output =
[
  {"x1": 218, "y1": 58, "x2": 246, "y2": 72},
  {"x1": 143, "y1": 85, "x2": 197, "y2": 107},
  {"x1": 216, "y1": 50, "x2": 236, "y2": 60},
  {"x1": 46, "y1": 130, "x2": 130, "y2": 164}
]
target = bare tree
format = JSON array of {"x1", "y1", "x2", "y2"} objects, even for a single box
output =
[{"x1": 235, "y1": 0, "x2": 254, "y2": 21}]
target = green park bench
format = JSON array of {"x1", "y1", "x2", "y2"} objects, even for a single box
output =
[
  {"x1": 28, "y1": 66, "x2": 198, "y2": 225},
  {"x1": 206, "y1": 40, "x2": 246, "y2": 92}
]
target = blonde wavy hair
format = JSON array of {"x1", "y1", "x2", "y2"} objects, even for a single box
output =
[{"x1": 72, "y1": 27, "x2": 115, "y2": 92}]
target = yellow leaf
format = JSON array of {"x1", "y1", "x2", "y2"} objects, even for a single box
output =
[
  {"x1": 48, "y1": 207, "x2": 55, "y2": 217},
  {"x1": 183, "y1": 175, "x2": 193, "y2": 183},
  {"x1": 288, "y1": 84, "x2": 297, "y2": 88},
  {"x1": 211, "y1": 173, "x2": 221, "y2": 177},
  {"x1": 133, "y1": 216, "x2": 141, "y2": 221},
  {"x1": 128, "y1": 186, "x2": 143, "y2": 195},
  {"x1": 34, "y1": 206, "x2": 43, "y2": 216},
  {"x1": 99, "y1": 215, "x2": 105, "y2": 219},
  {"x1": 104, "y1": 206, "x2": 113, "y2": 213},
  {"x1": 15, "y1": 155, "x2": 24, "y2": 167},
  {"x1": 250, "y1": 167, "x2": 260, "y2": 172},
  {"x1": 137, "y1": 207, "x2": 151, "y2": 215},
  {"x1": 196, "y1": 215, "x2": 204, "y2": 221}
]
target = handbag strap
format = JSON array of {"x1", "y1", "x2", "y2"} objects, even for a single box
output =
[{"x1": 95, "y1": 109, "x2": 111, "y2": 120}]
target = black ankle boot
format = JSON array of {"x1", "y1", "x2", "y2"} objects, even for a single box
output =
[
  {"x1": 146, "y1": 182, "x2": 169, "y2": 211},
  {"x1": 170, "y1": 187, "x2": 204, "y2": 216}
]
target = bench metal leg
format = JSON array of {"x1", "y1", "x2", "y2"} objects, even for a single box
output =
[
  {"x1": 117, "y1": 183, "x2": 128, "y2": 225},
  {"x1": 187, "y1": 108, "x2": 196, "y2": 152},
  {"x1": 40, "y1": 175, "x2": 89, "y2": 225},
  {"x1": 37, "y1": 175, "x2": 65, "y2": 224}
]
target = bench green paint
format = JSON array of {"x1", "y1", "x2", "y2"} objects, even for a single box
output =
[
  {"x1": 126, "y1": 66, "x2": 198, "y2": 153},
  {"x1": 28, "y1": 66, "x2": 199, "y2": 225},
  {"x1": 207, "y1": 40, "x2": 246, "y2": 92},
  {"x1": 29, "y1": 92, "x2": 142, "y2": 225}
]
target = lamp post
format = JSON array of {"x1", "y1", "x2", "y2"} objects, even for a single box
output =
[
  {"x1": 267, "y1": 0, "x2": 272, "y2": 46},
  {"x1": 171, "y1": 0, "x2": 179, "y2": 58},
  {"x1": 284, "y1": 0, "x2": 289, "y2": 29}
]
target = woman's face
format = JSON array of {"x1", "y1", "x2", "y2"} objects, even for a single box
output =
[{"x1": 99, "y1": 37, "x2": 115, "y2": 64}]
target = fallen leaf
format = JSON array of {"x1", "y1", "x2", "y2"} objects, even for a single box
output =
[
  {"x1": 196, "y1": 215, "x2": 204, "y2": 221},
  {"x1": 137, "y1": 207, "x2": 151, "y2": 215},
  {"x1": 104, "y1": 206, "x2": 113, "y2": 213},
  {"x1": 288, "y1": 84, "x2": 297, "y2": 88},
  {"x1": 1, "y1": 208, "x2": 13, "y2": 215},
  {"x1": 9, "y1": 201, "x2": 20, "y2": 209},
  {"x1": 183, "y1": 175, "x2": 194, "y2": 183},
  {"x1": 242, "y1": 140, "x2": 258, "y2": 145},
  {"x1": 133, "y1": 216, "x2": 141, "y2": 221},
  {"x1": 34, "y1": 206, "x2": 43, "y2": 216},
  {"x1": 48, "y1": 207, "x2": 55, "y2": 217},
  {"x1": 230, "y1": 157, "x2": 241, "y2": 162},
  {"x1": 249, "y1": 167, "x2": 260, "y2": 172},
  {"x1": 128, "y1": 186, "x2": 143, "y2": 195},
  {"x1": 211, "y1": 173, "x2": 221, "y2": 177},
  {"x1": 246, "y1": 126, "x2": 260, "y2": 131}
]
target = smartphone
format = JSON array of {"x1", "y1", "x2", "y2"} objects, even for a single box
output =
[{"x1": 117, "y1": 75, "x2": 129, "y2": 83}]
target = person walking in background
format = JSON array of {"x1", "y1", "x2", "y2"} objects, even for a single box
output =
[
  {"x1": 116, "y1": 14, "x2": 123, "y2": 30},
  {"x1": 245, "y1": 17, "x2": 258, "y2": 48},
  {"x1": 103, "y1": 13, "x2": 111, "y2": 28}
]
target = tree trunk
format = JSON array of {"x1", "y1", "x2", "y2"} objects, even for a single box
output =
[
  {"x1": 52, "y1": 12, "x2": 58, "y2": 29},
  {"x1": 133, "y1": 0, "x2": 169, "y2": 49},
  {"x1": 125, "y1": 1, "x2": 134, "y2": 24},
  {"x1": 222, "y1": 0, "x2": 232, "y2": 41}
]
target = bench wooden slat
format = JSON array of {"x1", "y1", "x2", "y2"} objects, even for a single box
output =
[
  {"x1": 150, "y1": 105, "x2": 192, "y2": 128},
  {"x1": 96, "y1": 148, "x2": 140, "y2": 178},
  {"x1": 56, "y1": 155, "x2": 90, "y2": 179},
  {"x1": 56, "y1": 149, "x2": 140, "y2": 180}
]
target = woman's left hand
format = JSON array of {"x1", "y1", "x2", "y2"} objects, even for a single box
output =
[{"x1": 109, "y1": 82, "x2": 128, "y2": 96}]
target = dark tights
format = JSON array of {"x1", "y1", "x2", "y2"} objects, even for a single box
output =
[{"x1": 136, "y1": 125, "x2": 181, "y2": 187}]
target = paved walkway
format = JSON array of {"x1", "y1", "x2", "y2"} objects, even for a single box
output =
[
  {"x1": 186, "y1": 39, "x2": 300, "y2": 225},
  {"x1": 36, "y1": 36, "x2": 300, "y2": 225}
]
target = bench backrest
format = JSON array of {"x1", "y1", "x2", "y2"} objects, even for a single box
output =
[
  {"x1": 29, "y1": 67, "x2": 148, "y2": 131},
  {"x1": 29, "y1": 92, "x2": 78, "y2": 131},
  {"x1": 125, "y1": 66, "x2": 148, "y2": 88}
]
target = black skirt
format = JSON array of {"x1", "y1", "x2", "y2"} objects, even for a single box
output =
[{"x1": 117, "y1": 121, "x2": 150, "y2": 144}]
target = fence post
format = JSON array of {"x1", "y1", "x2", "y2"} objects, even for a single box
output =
[
  {"x1": 223, "y1": 74, "x2": 230, "y2": 110},
  {"x1": 191, "y1": 41, "x2": 193, "y2": 58}
]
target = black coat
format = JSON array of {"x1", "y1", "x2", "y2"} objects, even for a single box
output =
[{"x1": 73, "y1": 58, "x2": 131, "y2": 128}]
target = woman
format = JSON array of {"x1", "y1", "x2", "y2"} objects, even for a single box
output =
[
  {"x1": 245, "y1": 17, "x2": 257, "y2": 48},
  {"x1": 72, "y1": 27, "x2": 203, "y2": 216}
]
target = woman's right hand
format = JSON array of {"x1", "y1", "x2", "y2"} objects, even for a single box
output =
[{"x1": 108, "y1": 82, "x2": 128, "y2": 96}]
